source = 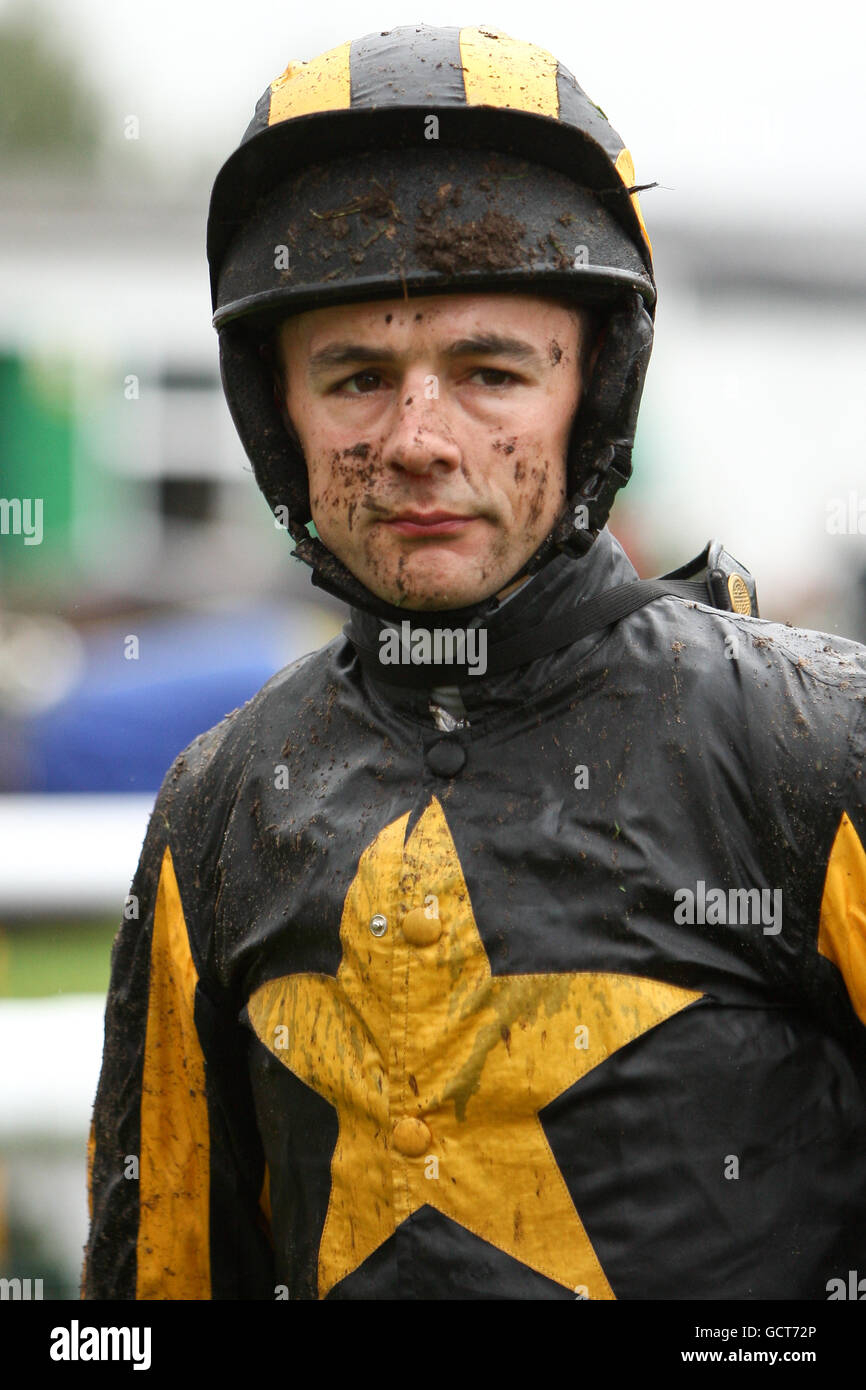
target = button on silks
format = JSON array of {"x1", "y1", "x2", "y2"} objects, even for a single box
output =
[
  {"x1": 425, "y1": 738, "x2": 466, "y2": 777},
  {"x1": 369, "y1": 914, "x2": 388, "y2": 937},
  {"x1": 402, "y1": 905, "x2": 442, "y2": 946},
  {"x1": 392, "y1": 1116, "x2": 431, "y2": 1157}
]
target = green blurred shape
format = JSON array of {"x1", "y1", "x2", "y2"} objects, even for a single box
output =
[
  {"x1": 0, "y1": 920, "x2": 117, "y2": 999},
  {"x1": 0, "y1": 354, "x2": 76, "y2": 585},
  {"x1": 0, "y1": 6, "x2": 102, "y2": 168}
]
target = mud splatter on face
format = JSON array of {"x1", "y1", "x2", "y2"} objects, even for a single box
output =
[
  {"x1": 525, "y1": 462, "x2": 549, "y2": 532},
  {"x1": 343, "y1": 441, "x2": 370, "y2": 459},
  {"x1": 549, "y1": 339, "x2": 563, "y2": 365}
]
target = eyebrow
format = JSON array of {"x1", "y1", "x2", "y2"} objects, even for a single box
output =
[{"x1": 307, "y1": 334, "x2": 543, "y2": 377}]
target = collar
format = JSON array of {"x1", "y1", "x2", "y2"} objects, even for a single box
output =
[{"x1": 343, "y1": 527, "x2": 639, "y2": 719}]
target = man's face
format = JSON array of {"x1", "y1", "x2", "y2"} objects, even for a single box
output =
[{"x1": 275, "y1": 292, "x2": 594, "y2": 610}]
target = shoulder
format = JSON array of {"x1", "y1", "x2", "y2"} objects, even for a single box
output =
[
  {"x1": 152, "y1": 637, "x2": 344, "y2": 814},
  {"x1": 718, "y1": 608, "x2": 866, "y2": 691},
  {"x1": 626, "y1": 594, "x2": 866, "y2": 695},
  {"x1": 683, "y1": 603, "x2": 865, "y2": 715},
  {"x1": 619, "y1": 596, "x2": 866, "y2": 776}
]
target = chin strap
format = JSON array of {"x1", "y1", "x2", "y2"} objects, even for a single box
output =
[{"x1": 554, "y1": 290, "x2": 655, "y2": 559}]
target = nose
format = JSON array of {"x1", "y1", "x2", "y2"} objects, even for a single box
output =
[{"x1": 381, "y1": 378, "x2": 462, "y2": 477}]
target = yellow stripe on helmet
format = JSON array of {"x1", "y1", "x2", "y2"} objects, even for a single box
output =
[
  {"x1": 615, "y1": 148, "x2": 653, "y2": 260},
  {"x1": 268, "y1": 40, "x2": 352, "y2": 123},
  {"x1": 459, "y1": 26, "x2": 559, "y2": 117}
]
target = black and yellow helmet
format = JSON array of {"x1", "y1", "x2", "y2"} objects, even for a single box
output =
[{"x1": 207, "y1": 24, "x2": 657, "y2": 619}]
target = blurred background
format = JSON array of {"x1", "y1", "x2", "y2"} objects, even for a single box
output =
[{"x1": 0, "y1": 0, "x2": 864, "y2": 1298}]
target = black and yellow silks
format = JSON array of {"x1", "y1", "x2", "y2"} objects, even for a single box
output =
[
  {"x1": 83, "y1": 22, "x2": 866, "y2": 1301},
  {"x1": 83, "y1": 527, "x2": 866, "y2": 1299}
]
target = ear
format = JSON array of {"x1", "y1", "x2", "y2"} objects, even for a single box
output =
[
  {"x1": 276, "y1": 394, "x2": 302, "y2": 449},
  {"x1": 581, "y1": 313, "x2": 607, "y2": 379},
  {"x1": 262, "y1": 343, "x2": 302, "y2": 448},
  {"x1": 587, "y1": 324, "x2": 605, "y2": 375}
]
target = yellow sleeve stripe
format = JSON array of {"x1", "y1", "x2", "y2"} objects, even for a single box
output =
[
  {"x1": 137, "y1": 844, "x2": 211, "y2": 1300},
  {"x1": 459, "y1": 26, "x2": 559, "y2": 117},
  {"x1": 818, "y1": 810, "x2": 866, "y2": 1026},
  {"x1": 86, "y1": 1116, "x2": 95, "y2": 1221},
  {"x1": 80, "y1": 1118, "x2": 95, "y2": 1294},
  {"x1": 268, "y1": 41, "x2": 352, "y2": 123},
  {"x1": 259, "y1": 1162, "x2": 272, "y2": 1230}
]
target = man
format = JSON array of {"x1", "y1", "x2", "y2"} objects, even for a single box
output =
[{"x1": 83, "y1": 25, "x2": 866, "y2": 1301}]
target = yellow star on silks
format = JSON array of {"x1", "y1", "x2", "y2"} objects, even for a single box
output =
[{"x1": 247, "y1": 797, "x2": 701, "y2": 1298}]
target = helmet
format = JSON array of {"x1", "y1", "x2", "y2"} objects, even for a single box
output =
[{"x1": 207, "y1": 24, "x2": 656, "y2": 622}]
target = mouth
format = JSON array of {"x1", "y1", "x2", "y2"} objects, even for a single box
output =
[{"x1": 381, "y1": 510, "x2": 477, "y2": 537}]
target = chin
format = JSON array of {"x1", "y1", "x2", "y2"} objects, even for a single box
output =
[
  {"x1": 346, "y1": 541, "x2": 511, "y2": 611},
  {"x1": 391, "y1": 594, "x2": 480, "y2": 612},
  {"x1": 381, "y1": 578, "x2": 505, "y2": 612}
]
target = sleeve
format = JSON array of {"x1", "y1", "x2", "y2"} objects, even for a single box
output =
[{"x1": 81, "y1": 752, "x2": 275, "y2": 1300}]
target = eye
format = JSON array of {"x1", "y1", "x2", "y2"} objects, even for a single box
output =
[
  {"x1": 339, "y1": 370, "x2": 385, "y2": 395},
  {"x1": 469, "y1": 367, "x2": 517, "y2": 387}
]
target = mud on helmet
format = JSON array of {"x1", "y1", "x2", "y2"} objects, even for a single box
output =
[{"x1": 207, "y1": 24, "x2": 657, "y2": 622}]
